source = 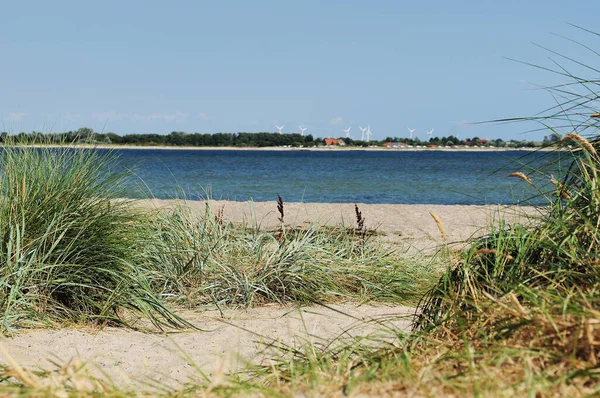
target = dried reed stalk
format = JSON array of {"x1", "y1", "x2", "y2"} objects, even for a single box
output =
[
  {"x1": 276, "y1": 194, "x2": 284, "y2": 224},
  {"x1": 508, "y1": 172, "x2": 533, "y2": 185},
  {"x1": 562, "y1": 133, "x2": 597, "y2": 157},
  {"x1": 276, "y1": 194, "x2": 285, "y2": 243},
  {"x1": 429, "y1": 211, "x2": 447, "y2": 241},
  {"x1": 0, "y1": 344, "x2": 40, "y2": 389},
  {"x1": 509, "y1": 292, "x2": 528, "y2": 316},
  {"x1": 550, "y1": 178, "x2": 572, "y2": 199},
  {"x1": 354, "y1": 204, "x2": 366, "y2": 241},
  {"x1": 214, "y1": 204, "x2": 225, "y2": 225}
]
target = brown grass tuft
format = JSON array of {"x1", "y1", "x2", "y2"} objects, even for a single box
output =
[{"x1": 429, "y1": 211, "x2": 447, "y2": 241}]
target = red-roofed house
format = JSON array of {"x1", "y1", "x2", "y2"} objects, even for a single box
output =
[{"x1": 323, "y1": 138, "x2": 346, "y2": 146}]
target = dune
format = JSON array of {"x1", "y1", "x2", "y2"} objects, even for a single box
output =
[{"x1": 0, "y1": 201, "x2": 537, "y2": 388}]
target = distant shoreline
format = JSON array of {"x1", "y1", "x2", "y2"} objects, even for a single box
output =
[{"x1": 23, "y1": 144, "x2": 558, "y2": 152}]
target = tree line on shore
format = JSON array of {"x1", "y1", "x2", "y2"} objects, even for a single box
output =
[{"x1": 0, "y1": 127, "x2": 549, "y2": 148}]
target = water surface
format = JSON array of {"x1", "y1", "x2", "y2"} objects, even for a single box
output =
[{"x1": 113, "y1": 149, "x2": 564, "y2": 205}]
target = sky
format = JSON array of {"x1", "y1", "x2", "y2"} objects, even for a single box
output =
[{"x1": 2, "y1": 1, "x2": 600, "y2": 141}]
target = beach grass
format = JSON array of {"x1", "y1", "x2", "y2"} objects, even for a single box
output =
[
  {"x1": 2, "y1": 25, "x2": 600, "y2": 398},
  {"x1": 0, "y1": 142, "x2": 190, "y2": 332},
  {"x1": 0, "y1": 138, "x2": 439, "y2": 323},
  {"x1": 148, "y1": 200, "x2": 437, "y2": 308},
  {"x1": 0, "y1": 144, "x2": 441, "y2": 395},
  {"x1": 213, "y1": 27, "x2": 600, "y2": 397},
  {"x1": 172, "y1": 27, "x2": 600, "y2": 396},
  {"x1": 192, "y1": 140, "x2": 600, "y2": 397}
]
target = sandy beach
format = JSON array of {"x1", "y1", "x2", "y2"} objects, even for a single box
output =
[
  {"x1": 140, "y1": 199, "x2": 538, "y2": 251},
  {"x1": 0, "y1": 201, "x2": 538, "y2": 388},
  {"x1": 27, "y1": 143, "x2": 555, "y2": 152}
]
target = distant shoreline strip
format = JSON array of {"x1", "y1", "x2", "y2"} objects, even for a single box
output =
[{"x1": 20, "y1": 144, "x2": 560, "y2": 152}]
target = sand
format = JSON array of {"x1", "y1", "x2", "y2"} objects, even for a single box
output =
[
  {"x1": 0, "y1": 201, "x2": 538, "y2": 389},
  {"x1": 139, "y1": 199, "x2": 538, "y2": 251},
  {"x1": 1, "y1": 304, "x2": 414, "y2": 389}
]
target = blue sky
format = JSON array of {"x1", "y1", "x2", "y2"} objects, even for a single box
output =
[{"x1": 2, "y1": 1, "x2": 599, "y2": 141}]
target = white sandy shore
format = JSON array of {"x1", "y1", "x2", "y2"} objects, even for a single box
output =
[
  {"x1": 0, "y1": 202, "x2": 539, "y2": 388},
  {"x1": 27, "y1": 143, "x2": 554, "y2": 152}
]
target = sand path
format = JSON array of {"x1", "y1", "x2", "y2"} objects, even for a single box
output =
[{"x1": 1, "y1": 304, "x2": 413, "y2": 389}]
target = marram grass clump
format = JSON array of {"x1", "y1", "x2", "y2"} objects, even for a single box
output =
[
  {"x1": 148, "y1": 201, "x2": 436, "y2": 307},
  {"x1": 417, "y1": 131, "x2": 600, "y2": 331},
  {"x1": 0, "y1": 144, "x2": 188, "y2": 333}
]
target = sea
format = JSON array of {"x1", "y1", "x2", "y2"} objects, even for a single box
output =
[{"x1": 111, "y1": 148, "x2": 567, "y2": 205}]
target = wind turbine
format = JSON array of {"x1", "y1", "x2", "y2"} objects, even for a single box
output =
[
  {"x1": 365, "y1": 124, "x2": 372, "y2": 142},
  {"x1": 359, "y1": 126, "x2": 367, "y2": 141},
  {"x1": 298, "y1": 125, "x2": 307, "y2": 136},
  {"x1": 343, "y1": 127, "x2": 351, "y2": 138},
  {"x1": 407, "y1": 127, "x2": 416, "y2": 140},
  {"x1": 426, "y1": 128, "x2": 434, "y2": 141},
  {"x1": 275, "y1": 125, "x2": 284, "y2": 134}
]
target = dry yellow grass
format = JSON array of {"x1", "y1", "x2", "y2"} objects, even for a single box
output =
[
  {"x1": 428, "y1": 211, "x2": 447, "y2": 241},
  {"x1": 563, "y1": 133, "x2": 597, "y2": 157},
  {"x1": 508, "y1": 171, "x2": 533, "y2": 185},
  {"x1": 550, "y1": 178, "x2": 572, "y2": 199}
]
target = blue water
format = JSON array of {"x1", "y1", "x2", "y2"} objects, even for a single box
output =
[{"x1": 113, "y1": 149, "x2": 565, "y2": 205}]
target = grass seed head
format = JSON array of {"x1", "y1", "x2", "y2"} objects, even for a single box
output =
[
  {"x1": 354, "y1": 204, "x2": 365, "y2": 232},
  {"x1": 429, "y1": 211, "x2": 447, "y2": 241},
  {"x1": 550, "y1": 178, "x2": 572, "y2": 199},
  {"x1": 354, "y1": 204, "x2": 368, "y2": 242},
  {"x1": 508, "y1": 172, "x2": 533, "y2": 185},
  {"x1": 562, "y1": 133, "x2": 597, "y2": 157},
  {"x1": 214, "y1": 204, "x2": 225, "y2": 225},
  {"x1": 277, "y1": 194, "x2": 284, "y2": 224}
]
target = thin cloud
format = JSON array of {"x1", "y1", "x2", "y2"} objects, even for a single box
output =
[
  {"x1": 65, "y1": 112, "x2": 81, "y2": 122},
  {"x1": 148, "y1": 111, "x2": 189, "y2": 123},
  {"x1": 130, "y1": 114, "x2": 147, "y2": 123},
  {"x1": 9, "y1": 112, "x2": 26, "y2": 122},
  {"x1": 329, "y1": 116, "x2": 343, "y2": 125},
  {"x1": 92, "y1": 111, "x2": 125, "y2": 121},
  {"x1": 198, "y1": 112, "x2": 210, "y2": 121},
  {"x1": 92, "y1": 111, "x2": 189, "y2": 124}
]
